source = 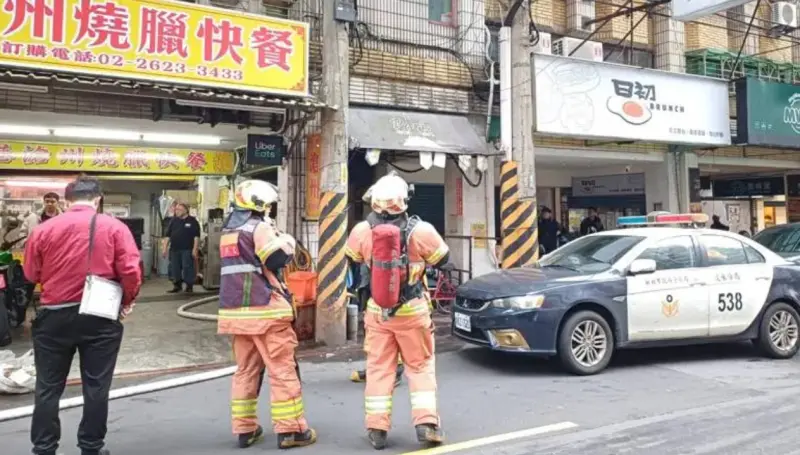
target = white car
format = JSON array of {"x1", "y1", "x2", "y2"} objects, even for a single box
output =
[{"x1": 453, "y1": 214, "x2": 800, "y2": 375}]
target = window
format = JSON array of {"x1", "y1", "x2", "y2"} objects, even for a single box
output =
[
  {"x1": 753, "y1": 225, "x2": 800, "y2": 254},
  {"x1": 700, "y1": 235, "x2": 748, "y2": 266},
  {"x1": 744, "y1": 244, "x2": 765, "y2": 264},
  {"x1": 428, "y1": 0, "x2": 453, "y2": 23},
  {"x1": 604, "y1": 45, "x2": 654, "y2": 69},
  {"x1": 537, "y1": 235, "x2": 644, "y2": 274},
  {"x1": 637, "y1": 236, "x2": 696, "y2": 271}
]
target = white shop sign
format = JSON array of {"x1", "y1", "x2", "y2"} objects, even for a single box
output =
[
  {"x1": 572, "y1": 173, "x2": 645, "y2": 197},
  {"x1": 533, "y1": 54, "x2": 731, "y2": 146}
]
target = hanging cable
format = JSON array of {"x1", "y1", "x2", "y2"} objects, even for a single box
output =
[
  {"x1": 447, "y1": 155, "x2": 484, "y2": 188},
  {"x1": 730, "y1": 0, "x2": 762, "y2": 81},
  {"x1": 384, "y1": 158, "x2": 425, "y2": 173}
]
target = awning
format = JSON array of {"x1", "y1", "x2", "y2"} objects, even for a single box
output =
[
  {"x1": 0, "y1": 67, "x2": 328, "y2": 111},
  {"x1": 348, "y1": 108, "x2": 493, "y2": 156}
]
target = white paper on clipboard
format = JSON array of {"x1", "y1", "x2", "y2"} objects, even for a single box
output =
[{"x1": 79, "y1": 275, "x2": 122, "y2": 321}]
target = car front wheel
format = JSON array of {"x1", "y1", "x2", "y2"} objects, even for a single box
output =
[
  {"x1": 756, "y1": 302, "x2": 800, "y2": 359},
  {"x1": 557, "y1": 310, "x2": 614, "y2": 375}
]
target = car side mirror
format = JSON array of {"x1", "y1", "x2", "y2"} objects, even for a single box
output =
[{"x1": 628, "y1": 258, "x2": 656, "y2": 275}]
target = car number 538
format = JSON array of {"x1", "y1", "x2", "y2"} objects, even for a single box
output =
[{"x1": 454, "y1": 312, "x2": 471, "y2": 332}]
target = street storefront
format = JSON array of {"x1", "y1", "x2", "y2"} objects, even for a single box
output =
[
  {"x1": 529, "y1": 53, "x2": 732, "y2": 224},
  {"x1": 704, "y1": 176, "x2": 786, "y2": 234},
  {"x1": 0, "y1": 142, "x2": 235, "y2": 277},
  {"x1": 735, "y1": 79, "x2": 800, "y2": 227},
  {"x1": 347, "y1": 107, "x2": 493, "y2": 235}
]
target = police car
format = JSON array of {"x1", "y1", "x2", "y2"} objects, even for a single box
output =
[{"x1": 452, "y1": 213, "x2": 800, "y2": 375}]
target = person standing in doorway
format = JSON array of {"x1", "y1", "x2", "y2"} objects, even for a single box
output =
[
  {"x1": 22, "y1": 192, "x2": 63, "y2": 235},
  {"x1": 23, "y1": 174, "x2": 142, "y2": 455},
  {"x1": 580, "y1": 207, "x2": 604, "y2": 236},
  {"x1": 162, "y1": 203, "x2": 201, "y2": 293},
  {"x1": 537, "y1": 207, "x2": 562, "y2": 254},
  {"x1": 710, "y1": 215, "x2": 730, "y2": 231}
]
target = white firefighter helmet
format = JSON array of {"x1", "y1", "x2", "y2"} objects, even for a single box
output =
[
  {"x1": 233, "y1": 179, "x2": 279, "y2": 212},
  {"x1": 370, "y1": 171, "x2": 409, "y2": 215}
]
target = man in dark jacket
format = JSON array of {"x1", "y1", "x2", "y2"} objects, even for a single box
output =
[
  {"x1": 710, "y1": 215, "x2": 730, "y2": 231},
  {"x1": 538, "y1": 207, "x2": 561, "y2": 254},
  {"x1": 580, "y1": 207, "x2": 604, "y2": 236}
]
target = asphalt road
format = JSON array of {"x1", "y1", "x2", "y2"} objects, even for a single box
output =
[{"x1": 2, "y1": 341, "x2": 800, "y2": 454}]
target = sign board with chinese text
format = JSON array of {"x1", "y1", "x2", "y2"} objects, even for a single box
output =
[
  {"x1": 471, "y1": 223, "x2": 487, "y2": 249},
  {"x1": 712, "y1": 177, "x2": 784, "y2": 198},
  {"x1": 735, "y1": 78, "x2": 800, "y2": 148},
  {"x1": 305, "y1": 134, "x2": 321, "y2": 220},
  {"x1": 571, "y1": 173, "x2": 645, "y2": 197},
  {"x1": 245, "y1": 134, "x2": 284, "y2": 166},
  {"x1": 533, "y1": 54, "x2": 731, "y2": 146},
  {"x1": 0, "y1": 0, "x2": 309, "y2": 97},
  {"x1": 0, "y1": 141, "x2": 234, "y2": 174},
  {"x1": 672, "y1": 0, "x2": 751, "y2": 21}
]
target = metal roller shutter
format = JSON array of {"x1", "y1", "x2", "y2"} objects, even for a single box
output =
[{"x1": 407, "y1": 184, "x2": 445, "y2": 235}]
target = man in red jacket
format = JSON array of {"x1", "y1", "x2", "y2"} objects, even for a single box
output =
[{"x1": 23, "y1": 175, "x2": 142, "y2": 455}]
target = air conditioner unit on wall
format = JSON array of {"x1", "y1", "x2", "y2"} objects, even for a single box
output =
[
  {"x1": 771, "y1": 1, "x2": 798, "y2": 29},
  {"x1": 532, "y1": 32, "x2": 552, "y2": 55},
  {"x1": 552, "y1": 37, "x2": 603, "y2": 62}
]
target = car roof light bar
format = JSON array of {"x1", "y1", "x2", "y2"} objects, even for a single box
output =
[{"x1": 617, "y1": 213, "x2": 709, "y2": 226}]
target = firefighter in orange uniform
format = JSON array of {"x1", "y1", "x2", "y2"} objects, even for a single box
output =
[
  {"x1": 345, "y1": 171, "x2": 450, "y2": 450},
  {"x1": 350, "y1": 185, "x2": 404, "y2": 385},
  {"x1": 218, "y1": 179, "x2": 317, "y2": 450}
]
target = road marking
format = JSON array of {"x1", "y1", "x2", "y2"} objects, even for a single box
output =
[
  {"x1": 0, "y1": 366, "x2": 236, "y2": 423},
  {"x1": 400, "y1": 421, "x2": 579, "y2": 455}
]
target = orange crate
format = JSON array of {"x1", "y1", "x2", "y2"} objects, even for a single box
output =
[{"x1": 287, "y1": 271, "x2": 317, "y2": 303}]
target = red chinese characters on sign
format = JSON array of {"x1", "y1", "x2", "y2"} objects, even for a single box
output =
[
  {"x1": 139, "y1": 8, "x2": 189, "y2": 58},
  {"x1": 73, "y1": 0, "x2": 131, "y2": 50},
  {"x1": 2, "y1": 0, "x2": 66, "y2": 43},
  {"x1": 22, "y1": 145, "x2": 50, "y2": 165},
  {"x1": 0, "y1": 144, "x2": 14, "y2": 164},
  {"x1": 250, "y1": 27, "x2": 293, "y2": 71},
  {"x1": 60, "y1": 147, "x2": 85, "y2": 166},
  {"x1": 186, "y1": 151, "x2": 206, "y2": 171},
  {"x1": 196, "y1": 17, "x2": 243, "y2": 64},
  {"x1": 92, "y1": 147, "x2": 119, "y2": 168},
  {"x1": 122, "y1": 150, "x2": 150, "y2": 169},
  {"x1": 157, "y1": 151, "x2": 180, "y2": 170}
]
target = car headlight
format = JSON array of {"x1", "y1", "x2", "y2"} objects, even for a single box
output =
[{"x1": 490, "y1": 295, "x2": 545, "y2": 310}]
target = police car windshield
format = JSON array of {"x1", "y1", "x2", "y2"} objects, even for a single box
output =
[
  {"x1": 538, "y1": 235, "x2": 644, "y2": 273},
  {"x1": 753, "y1": 225, "x2": 800, "y2": 254}
]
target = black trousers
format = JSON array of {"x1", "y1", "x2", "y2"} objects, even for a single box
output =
[{"x1": 31, "y1": 306, "x2": 123, "y2": 455}]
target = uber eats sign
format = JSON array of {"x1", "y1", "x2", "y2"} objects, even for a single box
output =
[{"x1": 735, "y1": 78, "x2": 800, "y2": 148}]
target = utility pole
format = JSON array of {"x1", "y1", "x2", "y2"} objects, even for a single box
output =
[
  {"x1": 499, "y1": 0, "x2": 538, "y2": 269},
  {"x1": 315, "y1": 0, "x2": 350, "y2": 346}
]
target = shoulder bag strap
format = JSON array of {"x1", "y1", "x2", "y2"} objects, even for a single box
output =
[{"x1": 87, "y1": 213, "x2": 98, "y2": 276}]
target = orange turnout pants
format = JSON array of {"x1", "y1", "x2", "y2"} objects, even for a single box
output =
[
  {"x1": 230, "y1": 322, "x2": 308, "y2": 435},
  {"x1": 364, "y1": 299, "x2": 438, "y2": 431}
]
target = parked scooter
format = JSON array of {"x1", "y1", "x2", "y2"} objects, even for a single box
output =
[{"x1": 0, "y1": 236, "x2": 29, "y2": 347}]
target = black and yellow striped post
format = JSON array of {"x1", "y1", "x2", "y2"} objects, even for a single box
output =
[
  {"x1": 500, "y1": 161, "x2": 538, "y2": 269},
  {"x1": 315, "y1": 191, "x2": 349, "y2": 345}
]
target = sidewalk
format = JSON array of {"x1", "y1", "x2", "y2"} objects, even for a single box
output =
[{"x1": 3, "y1": 282, "x2": 459, "y2": 383}]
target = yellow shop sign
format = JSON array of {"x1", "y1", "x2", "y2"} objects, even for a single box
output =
[
  {"x1": 0, "y1": 141, "x2": 235, "y2": 175},
  {"x1": 0, "y1": 0, "x2": 309, "y2": 96}
]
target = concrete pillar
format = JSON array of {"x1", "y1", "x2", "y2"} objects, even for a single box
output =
[
  {"x1": 652, "y1": 3, "x2": 686, "y2": 72},
  {"x1": 647, "y1": 148, "x2": 696, "y2": 213},
  {"x1": 444, "y1": 158, "x2": 497, "y2": 279}
]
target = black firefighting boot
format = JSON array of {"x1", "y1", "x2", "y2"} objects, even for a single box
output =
[
  {"x1": 415, "y1": 424, "x2": 445, "y2": 445},
  {"x1": 277, "y1": 428, "x2": 317, "y2": 449},
  {"x1": 237, "y1": 425, "x2": 264, "y2": 448},
  {"x1": 367, "y1": 429, "x2": 388, "y2": 450}
]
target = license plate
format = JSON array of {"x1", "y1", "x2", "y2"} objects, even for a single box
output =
[{"x1": 454, "y1": 312, "x2": 471, "y2": 332}]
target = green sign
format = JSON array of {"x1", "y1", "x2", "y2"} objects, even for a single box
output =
[{"x1": 735, "y1": 78, "x2": 800, "y2": 148}]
